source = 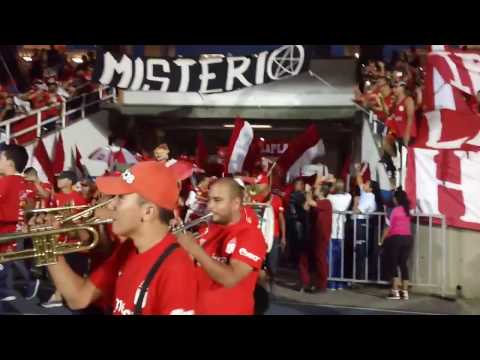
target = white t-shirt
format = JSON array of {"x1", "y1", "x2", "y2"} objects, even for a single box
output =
[
  {"x1": 357, "y1": 189, "x2": 376, "y2": 219},
  {"x1": 328, "y1": 193, "x2": 352, "y2": 239}
]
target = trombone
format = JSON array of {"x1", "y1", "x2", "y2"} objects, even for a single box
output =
[{"x1": 0, "y1": 199, "x2": 114, "y2": 267}]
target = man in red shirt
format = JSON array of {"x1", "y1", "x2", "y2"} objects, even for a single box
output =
[
  {"x1": 176, "y1": 178, "x2": 267, "y2": 315},
  {"x1": 23, "y1": 167, "x2": 53, "y2": 208},
  {"x1": 46, "y1": 161, "x2": 198, "y2": 315},
  {"x1": 0, "y1": 144, "x2": 40, "y2": 302}
]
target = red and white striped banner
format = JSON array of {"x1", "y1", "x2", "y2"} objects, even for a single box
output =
[{"x1": 407, "y1": 46, "x2": 480, "y2": 230}]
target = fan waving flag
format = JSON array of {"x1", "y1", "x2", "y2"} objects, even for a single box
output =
[
  {"x1": 224, "y1": 118, "x2": 254, "y2": 175},
  {"x1": 277, "y1": 124, "x2": 325, "y2": 183}
]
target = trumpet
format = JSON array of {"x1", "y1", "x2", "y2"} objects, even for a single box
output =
[
  {"x1": 0, "y1": 199, "x2": 115, "y2": 267},
  {"x1": 171, "y1": 213, "x2": 213, "y2": 236}
]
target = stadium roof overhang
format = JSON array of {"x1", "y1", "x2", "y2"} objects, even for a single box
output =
[{"x1": 103, "y1": 59, "x2": 357, "y2": 120}]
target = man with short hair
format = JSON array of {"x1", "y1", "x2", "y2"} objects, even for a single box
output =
[
  {"x1": 45, "y1": 161, "x2": 198, "y2": 315},
  {"x1": 0, "y1": 144, "x2": 40, "y2": 302},
  {"x1": 176, "y1": 178, "x2": 267, "y2": 315}
]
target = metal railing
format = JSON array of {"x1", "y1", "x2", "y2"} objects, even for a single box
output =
[
  {"x1": 0, "y1": 86, "x2": 116, "y2": 145},
  {"x1": 327, "y1": 210, "x2": 448, "y2": 297}
]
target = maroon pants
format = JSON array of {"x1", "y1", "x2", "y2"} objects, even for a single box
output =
[{"x1": 298, "y1": 241, "x2": 329, "y2": 289}]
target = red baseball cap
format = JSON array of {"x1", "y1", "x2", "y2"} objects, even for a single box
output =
[{"x1": 96, "y1": 161, "x2": 179, "y2": 210}]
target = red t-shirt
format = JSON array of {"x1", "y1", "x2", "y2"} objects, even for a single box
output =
[
  {"x1": 269, "y1": 194, "x2": 284, "y2": 238},
  {"x1": 195, "y1": 221, "x2": 266, "y2": 315},
  {"x1": 0, "y1": 175, "x2": 31, "y2": 252},
  {"x1": 388, "y1": 97, "x2": 417, "y2": 140},
  {"x1": 52, "y1": 191, "x2": 88, "y2": 243},
  {"x1": 90, "y1": 233, "x2": 197, "y2": 315},
  {"x1": 52, "y1": 191, "x2": 88, "y2": 208},
  {"x1": 374, "y1": 92, "x2": 395, "y2": 122}
]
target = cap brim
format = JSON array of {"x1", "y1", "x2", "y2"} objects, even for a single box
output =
[{"x1": 96, "y1": 176, "x2": 134, "y2": 196}]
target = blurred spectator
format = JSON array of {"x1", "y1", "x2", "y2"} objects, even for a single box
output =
[
  {"x1": 327, "y1": 179, "x2": 352, "y2": 290},
  {"x1": 286, "y1": 178, "x2": 307, "y2": 272}
]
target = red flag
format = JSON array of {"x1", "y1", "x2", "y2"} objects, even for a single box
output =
[
  {"x1": 196, "y1": 133, "x2": 208, "y2": 170},
  {"x1": 224, "y1": 117, "x2": 254, "y2": 175},
  {"x1": 52, "y1": 132, "x2": 65, "y2": 174},
  {"x1": 33, "y1": 138, "x2": 55, "y2": 185},
  {"x1": 75, "y1": 145, "x2": 85, "y2": 177},
  {"x1": 276, "y1": 124, "x2": 325, "y2": 183}
]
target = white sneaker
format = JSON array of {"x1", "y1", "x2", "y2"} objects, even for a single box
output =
[
  {"x1": 41, "y1": 294, "x2": 63, "y2": 308},
  {"x1": 0, "y1": 295, "x2": 16, "y2": 302},
  {"x1": 387, "y1": 290, "x2": 401, "y2": 300},
  {"x1": 400, "y1": 290, "x2": 409, "y2": 300}
]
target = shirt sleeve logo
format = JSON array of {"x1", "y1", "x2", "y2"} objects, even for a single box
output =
[
  {"x1": 225, "y1": 238, "x2": 237, "y2": 254},
  {"x1": 239, "y1": 248, "x2": 261, "y2": 262}
]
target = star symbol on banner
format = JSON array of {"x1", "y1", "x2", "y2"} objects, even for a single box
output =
[{"x1": 269, "y1": 45, "x2": 305, "y2": 80}]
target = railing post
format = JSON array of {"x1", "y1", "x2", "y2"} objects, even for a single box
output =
[
  {"x1": 5, "y1": 123, "x2": 10, "y2": 145},
  {"x1": 36, "y1": 111, "x2": 42, "y2": 137},
  {"x1": 61, "y1": 101, "x2": 67, "y2": 129},
  {"x1": 441, "y1": 215, "x2": 447, "y2": 298},
  {"x1": 81, "y1": 94, "x2": 86, "y2": 118},
  {"x1": 112, "y1": 87, "x2": 117, "y2": 103}
]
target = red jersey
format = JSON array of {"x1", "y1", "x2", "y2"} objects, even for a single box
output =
[
  {"x1": 0, "y1": 175, "x2": 31, "y2": 252},
  {"x1": 90, "y1": 233, "x2": 197, "y2": 315},
  {"x1": 269, "y1": 194, "x2": 284, "y2": 238},
  {"x1": 52, "y1": 191, "x2": 88, "y2": 208},
  {"x1": 195, "y1": 221, "x2": 266, "y2": 315},
  {"x1": 374, "y1": 92, "x2": 395, "y2": 122},
  {"x1": 389, "y1": 97, "x2": 417, "y2": 140}
]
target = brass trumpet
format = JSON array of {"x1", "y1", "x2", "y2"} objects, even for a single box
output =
[{"x1": 0, "y1": 199, "x2": 114, "y2": 267}]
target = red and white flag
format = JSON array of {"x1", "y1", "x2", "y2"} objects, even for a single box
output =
[
  {"x1": 224, "y1": 117, "x2": 254, "y2": 174},
  {"x1": 52, "y1": 132, "x2": 65, "y2": 174},
  {"x1": 415, "y1": 46, "x2": 480, "y2": 151},
  {"x1": 276, "y1": 124, "x2": 325, "y2": 182},
  {"x1": 406, "y1": 46, "x2": 480, "y2": 230},
  {"x1": 243, "y1": 137, "x2": 265, "y2": 174}
]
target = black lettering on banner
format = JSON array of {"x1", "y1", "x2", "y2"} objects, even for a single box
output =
[{"x1": 93, "y1": 45, "x2": 310, "y2": 93}]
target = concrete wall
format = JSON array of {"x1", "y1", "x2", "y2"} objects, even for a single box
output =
[
  {"x1": 409, "y1": 223, "x2": 480, "y2": 299},
  {"x1": 25, "y1": 110, "x2": 111, "y2": 181}
]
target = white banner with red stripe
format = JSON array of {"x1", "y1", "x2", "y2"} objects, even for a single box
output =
[{"x1": 225, "y1": 118, "x2": 254, "y2": 174}]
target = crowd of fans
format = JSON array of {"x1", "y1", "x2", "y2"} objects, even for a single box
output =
[
  {"x1": 352, "y1": 47, "x2": 425, "y2": 179},
  {"x1": 0, "y1": 47, "x2": 101, "y2": 144}
]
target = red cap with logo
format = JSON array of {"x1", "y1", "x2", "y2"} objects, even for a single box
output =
[{"x1": 96, "y1": 161, "x2": 179, "y2": 210}]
